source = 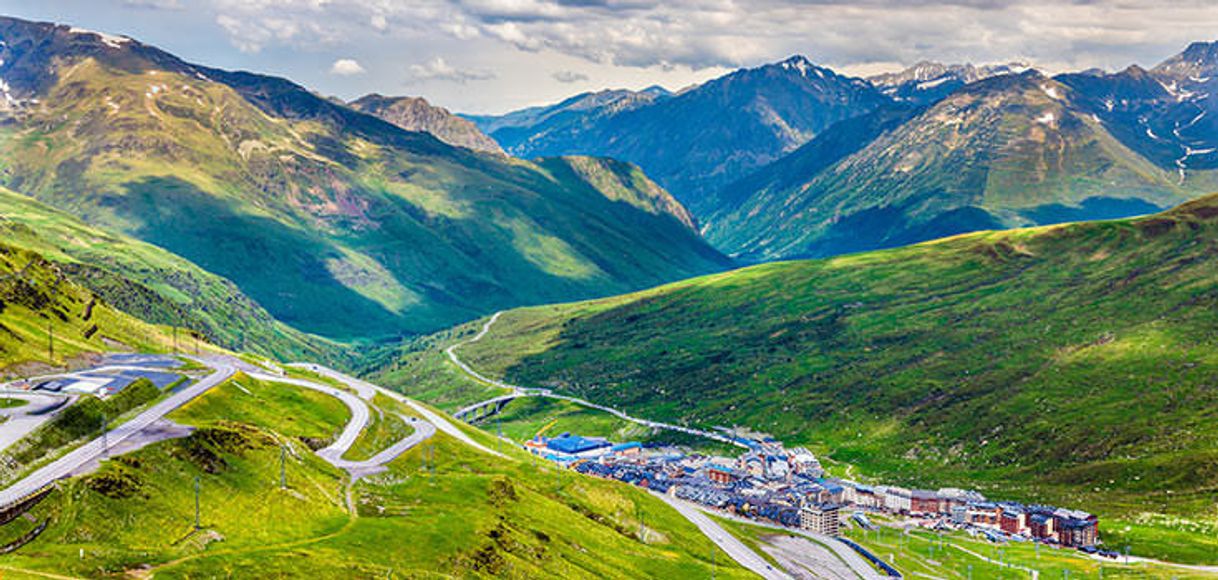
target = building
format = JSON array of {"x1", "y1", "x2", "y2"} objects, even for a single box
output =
[
  {"x1": 788, "y1": 447, "x2": 822, "y2": 475},
  {"x1": 545, "y1": 434, "x2": 611, "y2": 456},
  {"x1": 881, "y1": 487, "x2": 912, "y2": 514},
  {"x1": 1058, "y1": 516, "x2": 1099, "y2": 548},
  {"x1": 968, "y1": 503, "x2": 1002, "y2": 528},
  {"x1": 1028, "y1": 513, "x2": 1055, "y2": 540},
  {"x1": 611, "y1": 442, "x2": 643, "y2": 456},
  {"x1": 853, "y1": 485, "x2": 882, "y2": 509},
  {"x1": 911, "y1": 490, "x2": 941, "y2": 515},
  {"x1": 707, "y1": 464, "x2": 737, "y2": 485},
  {"x1": 800, "y1": 503, "x2": 841, "y2": 537},
  {"x1": 950, "y1": 505, "x2": 968, "y2": 525},
  {"x1": 999, "y1": 508, "x2": 1026, "y2": 535}
]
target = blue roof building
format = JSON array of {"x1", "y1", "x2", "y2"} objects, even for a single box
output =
[{"x1": 547, "y1": 434, "x2": 611, "y2": 455}]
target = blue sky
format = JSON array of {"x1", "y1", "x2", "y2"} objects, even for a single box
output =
[{"x1": 1, "y1": 0, "x2": 1214, "y2": 114}]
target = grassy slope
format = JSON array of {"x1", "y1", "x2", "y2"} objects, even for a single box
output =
[
  {"x1": 0, "y1": 375, "x2": 753, "y2": 579},
  {"x1": 0, "y1": 25, "x2": 728, "y2": 340},
  {"x1": 420, "y1": 194, "x2": 1218, "y2": 562},
  {"x1": 0, "y1": 186, "x2": 343, "y2": 364},
  {"x1": 0, "y1": 240, "x2": 180, "y2": 374}
]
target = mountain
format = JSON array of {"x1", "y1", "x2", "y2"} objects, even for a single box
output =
[
  {"x1": 708, "y1": 71, "x2": 1211, "y2": 261},
  {"x1": 1057, "y1": 41, "x2": 1218, "y2": 175},
  {"x1": 348, "y1": 94, "x2": 504, "y2": 154},
  {"x1": 0, "y1": 186, "x2": 340, "y2": 363},
  {"x1": 868, "y1": 61, "x2": 1033, "y2": 105},
  {"x1": 0, "y1": 16, "x2": 729, "y2": 341},
  {"x1": 414, "y1": 193, "x2": 1218, "y2": 558},
  {"x1": 469, "y1": 56, "x2": 889, "y2": 215}
]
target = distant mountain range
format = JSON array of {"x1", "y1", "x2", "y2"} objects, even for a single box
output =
[
  {"x1": 707, "y1": 70, "x2": 1207, "y2": 260},
  {"x1": 473, "y1": 45, "x2": 1218, "y2": 261},
  {"x1": 0, "y1": 16, "x2": 729, "y2": 342},
  {"x1": 468, "y1": 56, "x2": 890, "y2": 215},
  {"x1": 867, "y1": 60, "x2": 1035, "y2": 105}
]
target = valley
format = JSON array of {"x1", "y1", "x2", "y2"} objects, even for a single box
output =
[{"x1": 0, "y1": 9, "x2": 1216, "y2": 578}]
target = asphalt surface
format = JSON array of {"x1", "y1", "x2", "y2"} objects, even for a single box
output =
[
  {"x1": 0, "y1": 357, "x2": 236, "y2": 506},
  {"x1": 652, "y1": 491, "x2": 794, "y2": 580}
]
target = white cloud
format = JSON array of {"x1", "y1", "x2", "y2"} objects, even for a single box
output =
[
  {"x1": 552, "y1": 70, "x2": 589, "y2": 84},
  {"x1": 408, "y1": 57, "x2": 496, "y2": 83},
  {"x1": 330, "y1": 58, "x2": 366, "y2": 75}
]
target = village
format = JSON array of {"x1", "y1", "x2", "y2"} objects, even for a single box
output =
[{"x1": 524, "y1": 430, "x2": 1112, "y2": 557}]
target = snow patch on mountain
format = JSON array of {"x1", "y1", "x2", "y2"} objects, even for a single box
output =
[{"x1": 68, "y1": 27, "x2": 130, "y2": 49}]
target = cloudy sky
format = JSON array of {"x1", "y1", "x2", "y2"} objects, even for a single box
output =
[{"x1": 1, "y1": 0, "x2": 1215, "y2": 114}]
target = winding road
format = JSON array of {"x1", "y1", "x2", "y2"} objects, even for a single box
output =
[
  {"x1": 449, "y1": 311, "x2": 746, "y2": 448},
  {"x1": 289, "y1": 363, "x2": 506, "y2": 459}
]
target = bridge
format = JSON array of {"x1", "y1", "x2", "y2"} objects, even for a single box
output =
[{"x1": 452, "y1": 393, "x2": 528, "y2": 423}]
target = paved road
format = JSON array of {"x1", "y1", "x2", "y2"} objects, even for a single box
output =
[
  {"x1": 293, "y1": 363, "x2": 506, "y2": 459},
  {"x1": 447, "y1": 312, "x2": 745, "y2": 448},
  {"x1": 443, "y1": 312, "x2": 516, "y2": 391},
  {"x1": 0, "y1": 357, "x2": 236, "y2": 506},
  {"x1": 653, "y1": 491, "x2": 793, "y2": 580},
  {"x1": 250, "y1": 370, "x2": 441, "y2": 479},
  {"x1": 0, "y1": 391, "x2": 74, "y2": 455}
]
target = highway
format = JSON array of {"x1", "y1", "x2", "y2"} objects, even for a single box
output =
[{"x1": 0, "y1": 356, "x2": 236, "y2": 506}]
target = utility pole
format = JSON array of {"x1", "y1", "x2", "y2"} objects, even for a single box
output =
[
  {"x1": 47, "y1": 319, "x2": 54, "y2": 363},
  {"x1": 193, "y1": 475, "x2": 201, "y2": 530},
  {"x1": 173, "y1": 325, "x2": 178, "y2": 354},
  {"x1": 101, "y1": 414, "x2": 109, "y2": 459},
  {"x1": 279, "y1": 445, "x2": 287, "y2": 489},
  {"x1": 710, "y1": 542, "x2": 716, "y2": 580}
]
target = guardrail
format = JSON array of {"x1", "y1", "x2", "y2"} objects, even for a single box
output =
[
  {"x1": 837, "y1": 537, "x2": 902, "y2": 578},
  {"x1": 0, "y1": 483, "x2": 55, "y2": 525}
]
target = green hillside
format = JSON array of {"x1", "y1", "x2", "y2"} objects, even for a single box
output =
[
  {"x1": 412, "y1": 193, "x2": 1218, "y2": 562},
  {"x1": 0, "y1": 187, "x2": 342, "y2": 364},
  {"x1": 709, "y1": 72, "x2": 1218, "y2": 261},
  {"x1": 0, "y1": 373, "x2": 751, "y2": 578},
  {"x1": 0, "y1": 17, "x2": 728, "y2": 341},
  {"x1": 0, "y1": 239, "x2": 183, "y2": 374}
]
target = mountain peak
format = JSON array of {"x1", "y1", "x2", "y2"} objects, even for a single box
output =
[
  {"x1": 348, "y1": 93, "x2": 505, "y2": 154},
  {"x1": 1154, "y1": 40, "x2": 1218, "y2": 79},
  {"x1": 775, "y1": 55, "x2": 824, "y2": 77}
]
